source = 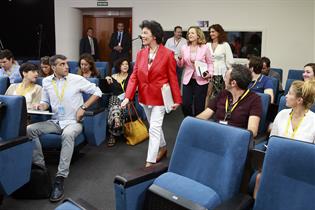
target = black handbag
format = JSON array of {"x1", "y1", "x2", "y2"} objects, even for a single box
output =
[{"x1": 12, "y1": 164, "x2": 52, "y2": 199}]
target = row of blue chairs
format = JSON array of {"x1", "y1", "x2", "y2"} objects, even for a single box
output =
[{"x1": 57, "y1": 117, "x2": 315, "y2": 210}]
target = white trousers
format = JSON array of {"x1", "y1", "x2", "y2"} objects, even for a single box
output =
[{"x1": 142, "y1": 105, "x2": 166, "y2": 163}]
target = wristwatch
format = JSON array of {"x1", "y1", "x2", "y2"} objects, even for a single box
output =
[{"x1": 80, "y1": 105, "x2": 87, "y2": 111}]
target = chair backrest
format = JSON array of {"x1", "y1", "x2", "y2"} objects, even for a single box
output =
[
  {"x1": 68, "y1": 61, "x2": 79, "y2": 74},
  {"x1": 287, "y1": 69, "x2": 303, "y2": 81},
  {"x1": 267, "y1": 76, "x2": 279, "y2": 101},
  {"x1": 35, "y1": 77, "x2": 44, "y2": 86},
  {"x1": 284, "y1": 78, "x2": 296, "y2": 95},
  {"x1": 0, "y1": 76, "x2": 10, "y2": 94},
  {"x1": 254, "y1": 136, "x2": 315, "y2": 210},
  {"x1": 95, "y1": 61, "x2": 109, "y2": 75},
  {"x1": 96, "y1": 67, "x2": 106, "y2": 78},
  {"x1": 278, "y1": 95, "x2": 286, "y2": 113},
  {"x1": 26, "y1": 60, "x2": 40, "y2": 67},
  {"x1": 270, "y1": 67, "x2": 283, "y2": 83},
  {"x1": 169, "y1": 117, "x2": 252, "y2": 201},
  {"x1": 256, "y1": 93, "x2": 270, "y2": 134},
  {"x1": 0, "y1": 95, "x2": 27, "y2": 140}
]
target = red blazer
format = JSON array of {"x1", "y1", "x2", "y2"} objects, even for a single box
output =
[{"x1": 125, "y1": 44, "x2": 182, "y2": 106}]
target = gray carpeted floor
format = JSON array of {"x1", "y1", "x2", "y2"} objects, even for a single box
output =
[{"x1": 0, "y1": 109, "x2": 184, "y2": 210}]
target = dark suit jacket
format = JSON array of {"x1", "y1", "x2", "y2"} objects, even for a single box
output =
[
  {"x1": 109, "y1": 31, "x2": 131, "y2": 62},
  {"x1": 79, "y1": 36, "x2": 100, "y2": 59}
]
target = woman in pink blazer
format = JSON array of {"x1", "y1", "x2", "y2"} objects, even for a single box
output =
[
  {"x1": 121, "y1": 20, "x2": 182, "y2": 167},
  {"x1": 178, "y1": 26, "x2": 213, "y2": 116}
]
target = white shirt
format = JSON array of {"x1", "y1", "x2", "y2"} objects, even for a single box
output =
[
  {"x1": 88, "y1": 36, "x2": 95, "y2": 55},
  {"x1": 165, "y1": 37, "x2": 187, "y2": 59},
  {"x1": 206, "y1": 42, "x2": 234, "y2": 76},
  {"x1": 0, "y1": 63, "x2": 22, "y2": 83},
  {"x1": 270, "y1": 109, "x2": 315, "y2": 143},
  {"x1": 41, "y1": 73, "x2": 102, "y2": 129}
]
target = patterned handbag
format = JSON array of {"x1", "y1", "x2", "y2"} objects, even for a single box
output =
[{"x1": 124, "y1": 102, "x2": 149, "y2": 145}]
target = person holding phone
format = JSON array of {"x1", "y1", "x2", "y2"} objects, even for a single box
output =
[{"x1": 177, "y1": 26, "x2": 213, "y2": 117}]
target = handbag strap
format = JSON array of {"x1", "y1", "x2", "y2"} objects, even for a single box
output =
[{"x1": 127, "y1": 102, "x2": 141, "y2": 121}]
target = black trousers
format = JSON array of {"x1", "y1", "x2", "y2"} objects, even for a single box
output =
[{"x1": 182, "y1": 79, "x2": 208, "y2": 117}]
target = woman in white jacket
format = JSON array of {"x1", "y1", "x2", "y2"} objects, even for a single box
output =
[{"x1": 206, "y1": 24, "x2": 234, "y2": 104}]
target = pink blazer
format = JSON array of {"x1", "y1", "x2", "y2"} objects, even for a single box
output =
[{"x1": 177, "y1": 44, "x2": 213, "y2": 85}]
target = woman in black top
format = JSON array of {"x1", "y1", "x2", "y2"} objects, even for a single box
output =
[{"x1": 105, "y1": 58, "x2": 130, "y2": 146}]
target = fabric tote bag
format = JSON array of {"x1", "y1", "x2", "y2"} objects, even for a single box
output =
[{"x1": 124, "y1": 103, "x2": 149, "y2": 145}]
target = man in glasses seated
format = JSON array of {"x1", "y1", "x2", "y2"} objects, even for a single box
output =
[{"x1": 197, "y1": 64, "x2": 262, "y2": 137}]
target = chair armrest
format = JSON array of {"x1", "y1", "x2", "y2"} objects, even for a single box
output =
[
  {"x1": 57, "y1": 198, "x2": 98, "y2": 210},
  {"x1": 147, "y1": 184, "x2": 207, "y2": 210},
  {"x1": 114, "y1": 162, "x2": 168, "y2": 188},
  {"x1": 213, "y1": 194, "x2": 254, "y2": 210},
  {"x1": 84, "y1": 107, "x2": 105, "y2": 116},
  {"x1": 0, "y1": 136, "x2": 30, "y2": 151}
]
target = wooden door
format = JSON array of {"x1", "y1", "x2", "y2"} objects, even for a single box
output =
[{"x1": 83, "y1": 16, "x2": 114, "y2": 61}]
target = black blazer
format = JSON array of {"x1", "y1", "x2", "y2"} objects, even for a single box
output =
[
  {"x1": 109, "y1": 31, "x2": 131, "y2": 60},
  {"x1": 79, "y1": 36, "x2": 100, "y2": 59}
]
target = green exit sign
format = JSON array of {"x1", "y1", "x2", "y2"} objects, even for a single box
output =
[{"x1": 97, "y1": 1, "x2": 108, "y2": 6}]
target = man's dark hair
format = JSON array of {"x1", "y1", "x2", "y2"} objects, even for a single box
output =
[
  {"x1": 49, "y1": 54, "x2": 67, "y2": 66},
  {"x1": 139, "y1": 20, "x2": 164, "y2": 44},
  {"x1": 19, "y1": 63, "x2": 38, "y2": 79},
  {"x1": 0, "y1": 49, "x2": 14, "y2": 60},
  {"x1": 174, "y1": 26, "x2": 182, "y2": 32},
  {"x1": 230, "y1": 64, "x2": 252, "y2": 90},
  {"x1": 261, "y1": 56, "x2": 271, "y2": 68},
  {"x1": 249, "y1": 56, "x2": 263, "y2": 74}
]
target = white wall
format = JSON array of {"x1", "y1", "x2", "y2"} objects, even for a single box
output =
[{"x1": 55, "y1": 0, "x2": 314, "y2": 81}]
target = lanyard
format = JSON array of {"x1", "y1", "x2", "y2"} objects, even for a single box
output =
[
  {"x1": 285, "y1": 111, "x2": 306, "y2": 139},
  {"x1": 120, "y1": 80, "x2": 125, "y2": 92},
  {"x1": 224, "y1": 89, "x2": 250, "y2": 120},
  {"x1": 174, "y1": 38, "x2": 181, "y2": 48},
  {"x1": 52, "y1": 79, "x2": 68, "y2": 102},
  {"x1": 249, "y1": 74, "x2": 262, "y2": 90},
  {"x1": 16, "y1": 83, "x2": 34, "y2": 96}
]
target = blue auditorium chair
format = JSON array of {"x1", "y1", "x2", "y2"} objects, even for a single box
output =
[
  {"x1": 55, "y1": 198, "x2": 98, "y2": 210},
  {"x1": 37, "y1": 78, "x2": 107, "y2": 152},
  {"x1": 278, "y1": 95, "x2": 315, "y2": 113},
  {"x1": 270, "y1": 67, "x2": 283, "y2": 83},
  {"x1": 268, "y1": 76, "x2": 279, "y2": 103},
  {"x1": 95, "y1": 61, "x2": 109, "y2": 76},
  {"x1": 0, "y1": 95, "x2": 34, "y2": 197},
  {"x1": 284, "y1": 78, "x2": 296, "y2": 95},
  {"x1": 68, "y1": 61, "x2": 79, "y2": 74},
  {"x1": 253, "y1": 136, "x2": 315, "y2": 210},
  {"x1": 0, "y1": 77, "x2": 9, "y2": 94},
  {"x1": 254, "y1": 93, "x2": 270, "y2": 150},
  {"x1": 114, "y1": 117, "x2": 252, "y2": 210},
  {"x1": 26, "y1": 60, "x2": 40, "y2": 66},
  {"x1": 287, "y1": 69, "x2": 303, "y2": 81}
]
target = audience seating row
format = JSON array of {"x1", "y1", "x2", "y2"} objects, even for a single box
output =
[{"x1": 109, "y1": 117, "x2": 315, "y2": 210}]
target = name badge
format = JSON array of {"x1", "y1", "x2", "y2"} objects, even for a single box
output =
[
  {"x1": 219, "y1": 120, "x2": 228, "y2": 125},
  {"x1": 58, "y1": 105, "x2": 65, "y2": 117},
  {"x1": 117, "y1": 93, "x2": 125, "y2": 101}
]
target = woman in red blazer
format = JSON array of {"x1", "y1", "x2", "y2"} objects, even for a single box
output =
[
  {"x1": 177, "y1": 26, "x2": 213, "y2": 116},
  {"x1": 121, "y1": 20, "x2": 182, "y2": 167}
]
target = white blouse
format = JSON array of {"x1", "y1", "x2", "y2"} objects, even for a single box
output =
[
  {"x1": 206, "y1": 42, "x2": 234, "y2": 76},
  {"x1": 270, "y1": 109, "x2": 315, "y2": 143},
  {"x1": 5, "y1": 83, "x2": 42, "y2": 110}
]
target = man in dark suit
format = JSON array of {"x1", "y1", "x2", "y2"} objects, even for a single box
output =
[
  {"x1": 79, "y1": 27, "x2": 100, "y2": 60},
  {"x1": 109, "y1": 22, "x2": 131, "y2": 65}
]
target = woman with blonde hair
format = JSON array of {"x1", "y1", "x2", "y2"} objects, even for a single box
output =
[
  {"x1": 254, "y1": 79, "x2": 315, "y2": 199},
  {"x1": 177, "y1": 26, "x2": 213, "y2": 116}
]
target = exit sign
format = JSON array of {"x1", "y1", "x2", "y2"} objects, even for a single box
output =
[{"x1": 97, "y1": 1, "x2": 108, "y2": 6}]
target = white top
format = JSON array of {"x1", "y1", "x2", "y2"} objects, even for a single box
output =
[
  {"x1": 5, "y1": 83, "x2": 42, "y2": 109},
  {"x1": 206, "y1": 42, "x2": 234, "y2": 76},
  {"x1": 41, "y1": 73, "x2": 102, "y2": 129},
  {"x1": 270, "y1": 109, "x2": 315, "y2": 143},
  {"x1": 165, "y1": 37, "x2": 187, "y2": 59}
]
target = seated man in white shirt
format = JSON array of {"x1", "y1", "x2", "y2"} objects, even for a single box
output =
[
  {"x1": 0, "y1": 49, "x2": 21, "y2": 83},
  {"x1": 27, "y1": 54, "x2": 102, "y2": 202}
]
